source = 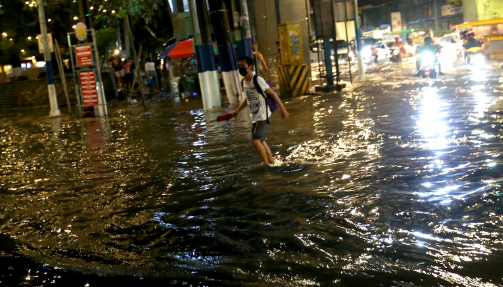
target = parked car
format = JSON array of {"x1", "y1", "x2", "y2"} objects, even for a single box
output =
[
  {"x1": 404, "y1": 43, "x2": 417, "y2": 56},
  {"x1": 333, "y1": 40, "x2": 350, "y2": 58},
  {"x1": 437, "y1": 33, "x2": 464, "y2": 60},
  {"x1": 372, "y1": 40, "x2": 395, "y2": 61}
]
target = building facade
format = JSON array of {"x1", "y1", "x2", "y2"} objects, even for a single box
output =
[
  {"x1": 462, "y1": 0, "x2": 503, "y2": 22},
  {"x1": 364, "y1": 0, "x2": 463, "y2": 32}
]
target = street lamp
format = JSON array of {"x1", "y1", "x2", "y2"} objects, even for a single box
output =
[{"x1": 2, "y1": 32, "x2": 7, "y2": 36}]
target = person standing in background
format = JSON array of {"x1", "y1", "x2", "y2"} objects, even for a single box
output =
[
  {"x1": 145, "y1": 57, "x2": 159, "y2": 93},
  {"x1": 155, "y1": 59, "x2": 162, "y2": 92},
  {"x1": 252, "y1": 44, "x2": 268, "y2": 74},
  {"x1": 122, "y1": 58, "x2": 133, "y2": 95},
  {"x1": 276, "y1": 41, "x2": 281, "y2": 66},
  {"x1": 108, "y1": 54, "x2": 124, "y2": 88}
]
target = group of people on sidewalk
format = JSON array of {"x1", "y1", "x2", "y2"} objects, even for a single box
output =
[{"x1": 107, "y1": 55, "x2": 164, "y2": 95}]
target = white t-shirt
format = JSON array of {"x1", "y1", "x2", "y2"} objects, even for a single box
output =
[
  {"x1": 243, "y1": 76, "x2": 271, "y2": 123},
  {"x1": 145, "y1": 62, "x2": 155, "y2": 72}
]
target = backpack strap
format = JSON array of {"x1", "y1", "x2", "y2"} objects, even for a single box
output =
[
  {"x1": 253, "y1": 75, "x2": 270, "y2": 123},
  {"x1": 253, "y1": 75, "x2": 267, "y2": 99}
]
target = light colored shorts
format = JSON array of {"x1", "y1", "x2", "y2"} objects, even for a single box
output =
[
  {"x1": 252, "y1": 120, "x2": 270, "y2": 141},
  {"x1": 115, "y1": 69, "x2": 125, "y2": 78}
]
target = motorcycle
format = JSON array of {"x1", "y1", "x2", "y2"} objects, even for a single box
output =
[
  {"x1": 389, "y1": 47, "x2": 401, "y2": 63},
  {"x1": 418, "y1": 51, "x2": 439, "y2": 78},
  {"x1": 465, "y1": 46, "x2": 485, "y2": 66}
]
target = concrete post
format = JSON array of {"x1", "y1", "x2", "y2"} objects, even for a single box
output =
[
  {"x1": 323, "y1": 37, "x2": 334, "y2": 86},
  {"x1": 209, "y1": 0, "x2": 240, "y2": 104},
  {"x1": 190, "y1": 0, "x2": 221, "y2": 109},
  {"x1": 237, "y1": 0, "x2": 253, "y2": 58},
  {"x1": 354, "y1": 0, "x2": 366, "y2": 80},
  {"x1": 37, "y1": 0, "x2": 60, "y2": 117}
]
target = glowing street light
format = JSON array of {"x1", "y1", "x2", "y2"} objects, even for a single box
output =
[
  {"x1": 28, "y1": 36, "x2": 32, "y2": 40},
  {"x1": 73, "y1": 16, "x2": 78, "y2": 20},
  {"x1": 114, "y1": 49, "x2": 120, "y2": 55},
  {"x1": 2, "y1": 32, "x2": 7, "y2": 36},
  {"x1": 48, "y1": 18, "x2": 51, "y2": 22},
  {"x1": 21, "y1": 49, "x2": 25, "y2": 53}
]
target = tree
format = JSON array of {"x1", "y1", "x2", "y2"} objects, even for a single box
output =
[{"x1": 0, "y1": 0, "x2": 174, "y2": 67}]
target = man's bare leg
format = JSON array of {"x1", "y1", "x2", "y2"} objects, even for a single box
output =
[
  {"x1": 253, "y1": 139, "x2": 270, "y2": 164},
  {"x1": 261, "y1": 141, "x2": 274, "y2": 163}
]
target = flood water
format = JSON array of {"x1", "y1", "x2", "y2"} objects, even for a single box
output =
[{"x1": 1, "y1": 62, "x2": 503, "y2": 286}]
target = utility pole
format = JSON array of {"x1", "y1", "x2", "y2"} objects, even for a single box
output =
[
  {"x1": 37, "y1": 0, "x2": 60, "y2": 116},
  {"x1": 354, "y1": 0, "x2": 366, "y2": 80},
  {"x1": 237, "y1": 0, "x2": 253, "y2": 58},
  {"x1": 78, "y1": 0, "x2": 91, "y2": 28},
  {"x1": 189, "y1": 0, "x2": 221, "y2": 109},
  {"x1": 208, "y1": 0, "x2": 241, "y2": 104}
]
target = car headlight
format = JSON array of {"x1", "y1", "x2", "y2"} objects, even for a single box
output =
[
  {"x1": 421, "y1": 52, "x2": 434, "y2": 65},
  {"x1": 474, "y1": 54, "x2": 485, "y2": 64},
  {"x1": 363, "y1": 47, "x2": 371, "y2": 58}
]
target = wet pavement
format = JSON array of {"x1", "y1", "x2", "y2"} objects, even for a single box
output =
[{"x1": 1, "y1": 59, "x2": 503, "y2": 286}]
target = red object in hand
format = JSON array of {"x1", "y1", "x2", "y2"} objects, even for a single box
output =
[{"x1": 217, "y1": 113, "x2": 234, "y2": 121}]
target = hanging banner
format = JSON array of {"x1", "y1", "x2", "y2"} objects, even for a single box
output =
[
  {"x1": 79, "y1": 70, "x2": 99, "y2": 106},
  {"x1": 391, "y1": 12, "x2": 402, "y2": 31},
  {"x1": 74, "y1": 22, "x2": 88, "y2": 41},
  {"x1": 75, "y1": 45, "x2": 94, "y2": 66},
  {"x1": 37, "y1": 33, "x2": 54, "y2": 53}
]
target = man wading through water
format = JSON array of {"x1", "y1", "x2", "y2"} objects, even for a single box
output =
[{"x1": 232, "y1": 56, "x2": 289, "y2": 165}]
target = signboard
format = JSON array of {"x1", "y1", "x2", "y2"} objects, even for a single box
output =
[
  {"x1": 37, "y1": 33, "x2": 54, "y2": 54},
  {"x1": 391, "y1": 12, "x2": 402, "y2": 32},
  {"x1": 74, "y1": 22, "x2": 88, "y2": 41},
  {"x1": 441, "y1": 5, "x2": 462, "y2": 16},
  {"x1": 79, "y1": 70, "x2": 99, "y2": 106},
  {"x1": 75, "y1": 45, "x2": 94, "y2": 67}
]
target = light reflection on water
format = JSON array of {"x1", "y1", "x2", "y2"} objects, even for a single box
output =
[{"x1": 1, "y1": 65, "x2": 503, "y2": 286}]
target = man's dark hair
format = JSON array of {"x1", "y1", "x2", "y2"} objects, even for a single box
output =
[
  {"x1": 238, "y1": 56, "x2": 254, "y2": 66},
  {"x1": 276, "y1": 41, "x2": 280, "y2": 44}
]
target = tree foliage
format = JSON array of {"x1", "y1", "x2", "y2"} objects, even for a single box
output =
[{"x1": 0, "y1": 0, "x2": 174, "y2": 66}]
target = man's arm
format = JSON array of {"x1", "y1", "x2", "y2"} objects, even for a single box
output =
[
  {"x1": 257, "y1": 52, "x2": 269, "y2": 72},
  {"x1": 232, "y1": 99, "x2": 248, "y2": 116},
  {"x1": 265, "y1": 88, "x2": 289, "y2": 120}
]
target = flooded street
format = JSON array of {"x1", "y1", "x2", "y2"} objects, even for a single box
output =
[{"x1": 1, "y1": 61, "x2": 503, "y2": 286}]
